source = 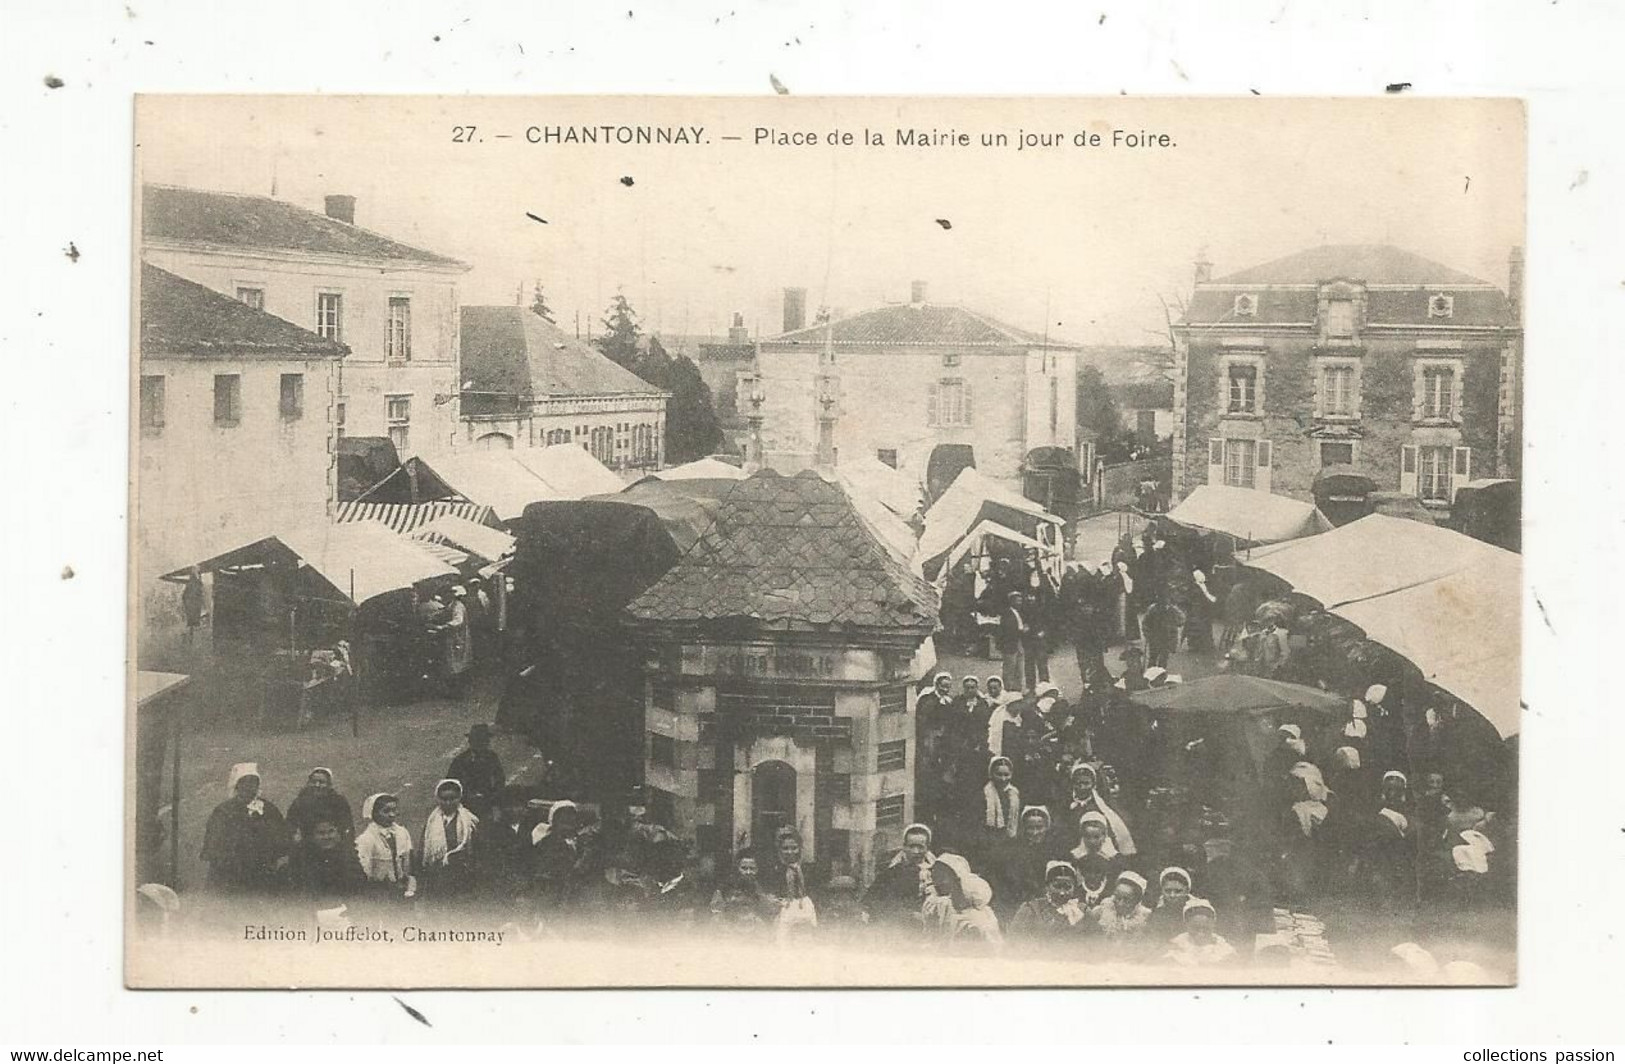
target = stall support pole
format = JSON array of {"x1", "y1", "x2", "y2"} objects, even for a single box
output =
[
  {"x1": 169, "y1": 710, "x2": 181, "y2": 889},
  {"x1": 350, "y1": 569, "x2": 359, "y2": 738}
]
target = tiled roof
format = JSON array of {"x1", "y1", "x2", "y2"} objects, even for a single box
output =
[
  {"x1": 142, "y1": 184, "x2": 466, "y2": 267},
  {"x1": 460, "y1": 306, "x2": 667, "y2": 399},
  {"x1": 766, "y1": 303, "x2": 1076, "y2": 349},
  {"x1": 140, "y1": 263, "x2": 347, "y2": 359},
  {"x1": 1212, "y1": 245, "x2": 1491, "y2": 287},
  {"x1": 625, "y1": 470, "x2": 939, "y2": 636}
]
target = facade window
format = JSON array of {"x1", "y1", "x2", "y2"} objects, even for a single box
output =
[
  {"x1": 649, "y1": 733, "x2": 676, "y2": 769},
  {"x1": 876, "y1": 448, "x2": 898, "y2": 469},
  {"x1": 1429, "y1": 293, "x2": 1454, "y2": 319},
  {"x1": 139, "y1": 375, "x2": 165, "y2": 433},
  {"x1": 1223, "y1": 438, "x2": 1256, "y2": 488},
  {"x1": 386, "y1": 394, "x2": 411, "y2": 451},
  {"x1": 386, "y1": 296, "x2": 412, "y2": 361},
  {"x1": 877, "y1": 739, "x2": 908, "y2": 772},
  {"x1": 316, "y1": 292, "x2": 344, "y2": 342},
  {"x1": 942, "y1": 353, "x2": 961, "y2": 368},
  {"x1": 1233, "y1": 293, "x2": 1258, "y2": 317},
  {"x1": 1322, "y1": 365, "x2": 1355, "y2": 417},
  {"x1": 1326, "y1": 300, "x2": 1356, "y2": 338},
  {"x1": 545, "y1": 428, "x2": 571, "y2": 446},
  {"x1": 279, "y1": 373, "x2": 304, "y2": 420},
  {"x1": 1319, "y1": 441, "x2": 1355, "y2": 467},
  {"x1": 931, "y1": 378, "x2": 970, "y2": 427},
  {"x1": 336, "y1": 401, "x2": 347, "y2": 437},
  {"x1": 875, "y1": 793, "x2": 907, "y2": 828},
  {"x1": 236, "y1": 286, "x2": 265, "y2": 311},
  {"x1": 1227, "y1": 364, "x2": 1258, "y2": 415},
  {"x1": 1417, "y1": 445, "x2": 1452, "y2": 503},
  {"x1": 1421, "y1": 366, "x2": 1455, "y2": 420},
  {"x1": 213, "y1": 374, "x2": 241, "y2": 427}
]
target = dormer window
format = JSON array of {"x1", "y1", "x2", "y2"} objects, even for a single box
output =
[
  {"x1": 1326, "y1": 300, "x2": 1356, "y2": 339},
  {"x1": 943, "y1": 352, "x2": 961, "y2": 368},
  {"x1": 1429, "y1": 293, "x2": 1454, "y2": 319},
  {"x1": 1233, "y1": 294, "x2": 1258, "y2": 317}
]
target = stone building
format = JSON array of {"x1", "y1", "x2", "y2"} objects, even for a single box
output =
[
  {"x1": 134, "y1": 264, "x2": 346, "y2": 667},
  {"x1": 1172, "y1": 244, "x2": 1522, "y2": 513},
  {"x1": 142, "y1": 184, "x2": 469, "y2": 458},
  {"x1": 624, "y1": 470, "x2": 938, "y2": 883},
  {"x1": 695, "y1": 313, "x2": 756, "y2": 456},
  {"x1": 457, "y1": 305, "x2": 669, "y2": 471},
  {"x1": 751, "y1": 284, "x2": 1084, "y2": 500}
]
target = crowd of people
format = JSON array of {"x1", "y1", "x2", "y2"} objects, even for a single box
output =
[{"x1": 165, "y1": 517, "x2": 1510, "y2": 971}]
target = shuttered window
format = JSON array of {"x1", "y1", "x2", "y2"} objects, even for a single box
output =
[
  {"x1": 877, "y1": 740, "x2": 908, "y2": 772},
  {"x1": 875, "y1": 794, "x2": 907, "y2": 828}
]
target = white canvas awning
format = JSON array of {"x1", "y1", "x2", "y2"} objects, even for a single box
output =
[
  {"x1": 915, "y1": 467, "x2": 1063, "y2": 575},
  {"x1": 1243, "y1": 514, "x2": 1521, "y2": 737},
  {"x1": 945, "y1": 519, "x2": 1048, "y2": 571},
  {"x1": 651, "y1": 456, "x2": 748, "y2": 482},
  {"x1": 412, "y1": 514, "x2": 517, "y2": 563},
  {"x1": 280, "y1": 521, "x2": 459, "y2": 605},
  {"x1": 1167, "y1": 484, "x2": 1332, "y2": 545},
  {"x1": 430, "y1": 445, "x2": 623, "y2": 521}
]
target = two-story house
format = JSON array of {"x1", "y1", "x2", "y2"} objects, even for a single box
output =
[
  {"x1": 134, "y1": 263, "x2": 347, "y2": 668},
  {"x1": 141, "y1": 184, "x2": 470, "y2": 458},
  {"x1": 458, "y1": 305, "x2": 669, "y2": 471},
  {"x1": 1172, "y1": 244, "x2": 1522, "y2": 514},
  {"x1": 751, "y1": 283, "x2": 1084, "y2": 500}
]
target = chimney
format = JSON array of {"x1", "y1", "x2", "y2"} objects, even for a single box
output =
[
  {"x1": 324, "y1": 194, "x2": 356, "y2": 225},
  {"x1": 1507, "y1": 246, "x2": 1524, "y2": 324},
  {"x1": 783, "y1": 287, "x2": 807, "y2": 334},
  {"x1": 1193, "y1": 249, "x2": 1213, "y2": 285},
  {"x1": 728, "y1": 311, "x2": 749, "y2": 344},
  {"x1": 911, "y1": 280, "x2": 929, "y2": 305}
]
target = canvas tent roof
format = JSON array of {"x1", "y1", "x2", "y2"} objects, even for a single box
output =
[
  {"x1": 1167, "y1": 485, "x2": 1333, "y2": 545},
  {"x1": 838, "y1": 453, "x2": 925, "y2": 522},
  {"x1": 167, "y1": 521, "x2": 456, "y2": 605},
  {"x1": 1130, "y1": 674, "x2": 1349, "y2": 719},
  {"x1": 1243, "y1": 515, "x2": 1520, "y2": 737},
  {"x1": 915, "y1": 467, "x2": 1062, "y2": 576},
  {"x1": 428, "y1": 446, "x2": 621, "y2": 521},
  {"x1": 412, "y1": 514, "x2": 516, "y2": 563},
  {"x1": 945, "y1": 520, "x2": 1048, "y2": 571},
  {"x1": 334, "y1": 499, "x2": 497, "y2": 535},
  {"x1": 649, "y1": 456, "x2": 748, "y2": 482}
]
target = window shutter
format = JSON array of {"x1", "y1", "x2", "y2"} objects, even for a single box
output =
[
  {"x1": 927, "y1": 382, "x2": 939, "y2": 427},
  {"x1": 1255, "y1": 439, "x2": 1273, "y2": 493},
  {"x1": 1411, "y1": 365, "x2": 1424, "y2": 422},
  {"x1": 1400, "y1": 444, "x2": 1419, "y2": 496},
  {"x1": 1207, "y1": 438, "x2": 1224, "y2": 487},
  {"x1": 1256, "y1": 440, "x2": 1272, "y2": 468},
  {"x1": 962, "y1": 379, "x2": 974, "y2": 426},
  {"x1": 1312, "y1": 366, "x2": 1323, "y2": 419},
  {"x1": 1452, "y1": 446, "x2": 1471, "y2": 502}
]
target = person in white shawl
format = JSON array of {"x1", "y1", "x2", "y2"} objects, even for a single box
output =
[
  {"x1": 1067, "y1": 762, "x2": 1137, "y2": 856},
  {"x1": 1287, "y1": 761, "x2": 1331, "y2": 838},
  {"x1": 983, "y1": 756, "x2": 1021, "y2": 838},
  {"x1": 419, "y1": 779, "x2": 479, "y2": 900},
  {"x1": 924, "y1": 853, "x2": 1003, "y2": 951},
  {"x1": 354, "y1": 792, "x2": 415, "y2": 895},
  {"x1": 1165, "y1": 898, "x2": 1238, "y2": 967}
]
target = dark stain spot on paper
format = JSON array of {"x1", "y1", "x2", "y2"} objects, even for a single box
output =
[
  {"x1": 935, "y1": 218, "x2": 952, "y2": 230},
  {"x1": 1250, "y1": 88, "x2": 1261, "y2": 95},
  {"x1": 770, "y1": 73, "x2": 789, "y2": 95},
  {"x1": 1464, "y1": 175, "x2": 1471, "y2": 193},
  {"x1": 1098, "y1": 13, "x2": 1106, "y2": 23},
  {"x1": 620, "y1": 176, "x2": 635, "y2": 187},
  {"x1": 525, "y1": 212, "x2": 548, "y2": 225},
  {"x1": 64, "y1": 242, "x2": 81, "y2": 263},
  {"x1": 43, "y1": 74, "x2": 65, "y2": 89},
  {"x1": 60, "y1": 565, "x2": 75, "y2": 580},
  {"x1": 1533, "y1": 591, "x2": 1555, "y2": 635},
  {"x1": 392, "y1": 996, "x2": 432, "y2": 1027},
  {"x1": 1385, "y1": 82, "x2": 1412, "y2": 93},
  {"x1": 1570, "y1": 169, "x2": 1589, "y2": 191}
]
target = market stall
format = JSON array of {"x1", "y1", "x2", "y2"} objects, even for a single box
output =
[
  {"x1": 914, "y1": 466, "x2": 1065, "y2": 582},
  {"x1": 1165, "y1": 484, "x2": 1333, "y2": 548}
]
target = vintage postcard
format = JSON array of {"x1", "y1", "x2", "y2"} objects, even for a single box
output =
[{"x1": 127, "y1": 94, "x2": 1523, "y2": 988}]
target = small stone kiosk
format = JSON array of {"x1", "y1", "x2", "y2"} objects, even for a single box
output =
[{"x1": 624, "y1": 470, "x2": 938, "y2": 884}]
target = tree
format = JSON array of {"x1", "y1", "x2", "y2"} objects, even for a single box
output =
[
  {"x1": 1076, "y1": 363, "x2": 1134, "y2": 463},
  {"x1": 593, "y1": 293, "x2": 724, "y2": 463},
  {"x1": 529, "y1": 281, "x2": 555, "y2": 324},
  {"x1": 597, "y1": 292, "x2": 641, "y2": 370}
]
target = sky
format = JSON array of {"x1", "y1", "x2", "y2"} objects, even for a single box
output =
[{"x1": 135, "y1": 95, "x2": 1525, "y2": 348}]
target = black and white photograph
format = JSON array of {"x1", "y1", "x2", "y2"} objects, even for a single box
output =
[{"x1": 125, "y1": 94, "x2": 1524, "y2": 988}]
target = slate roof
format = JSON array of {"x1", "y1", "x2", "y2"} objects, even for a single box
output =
[
  {"x1": 1185, "y1": 245, "x2": 1514, "y2": 328},
  {"x1": 140, "y1": 263, "x2": 348, "y2": 359},
  {"x1": 460, "y1": 306, "x2": 667, "y2": 399},
  {"x1": 625, "y1": 470, "x2": 939, "y2": 636},
  {"x1": 1211, "y1": 245, "x2": 1491, "y2": 287},
  {"x1": 766, "y1": 303, "x2": 1078, "y2": 349},
  {"x1": 142, "y1": 184, "x2": 466, "y2": 267}
]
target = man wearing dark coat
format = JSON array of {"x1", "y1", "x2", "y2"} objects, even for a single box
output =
[
  {"x1": 998, "y1": 591, "x2": 1030, "y2": 693},
  {"x1": 447, "y1": 723, "x2": 506, "y2": 821}
]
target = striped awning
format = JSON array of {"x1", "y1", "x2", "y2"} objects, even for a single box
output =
[
  {"x1": 412, "y1": 541, "x2": 471, "y2": 568},
  {"x1": 333, "y1": 500, "x2": 498, "y2": 535}
]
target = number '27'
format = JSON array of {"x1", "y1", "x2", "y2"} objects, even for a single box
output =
[{"x1": 452, "y1": 126, "x2": 477, "y2": 143}]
